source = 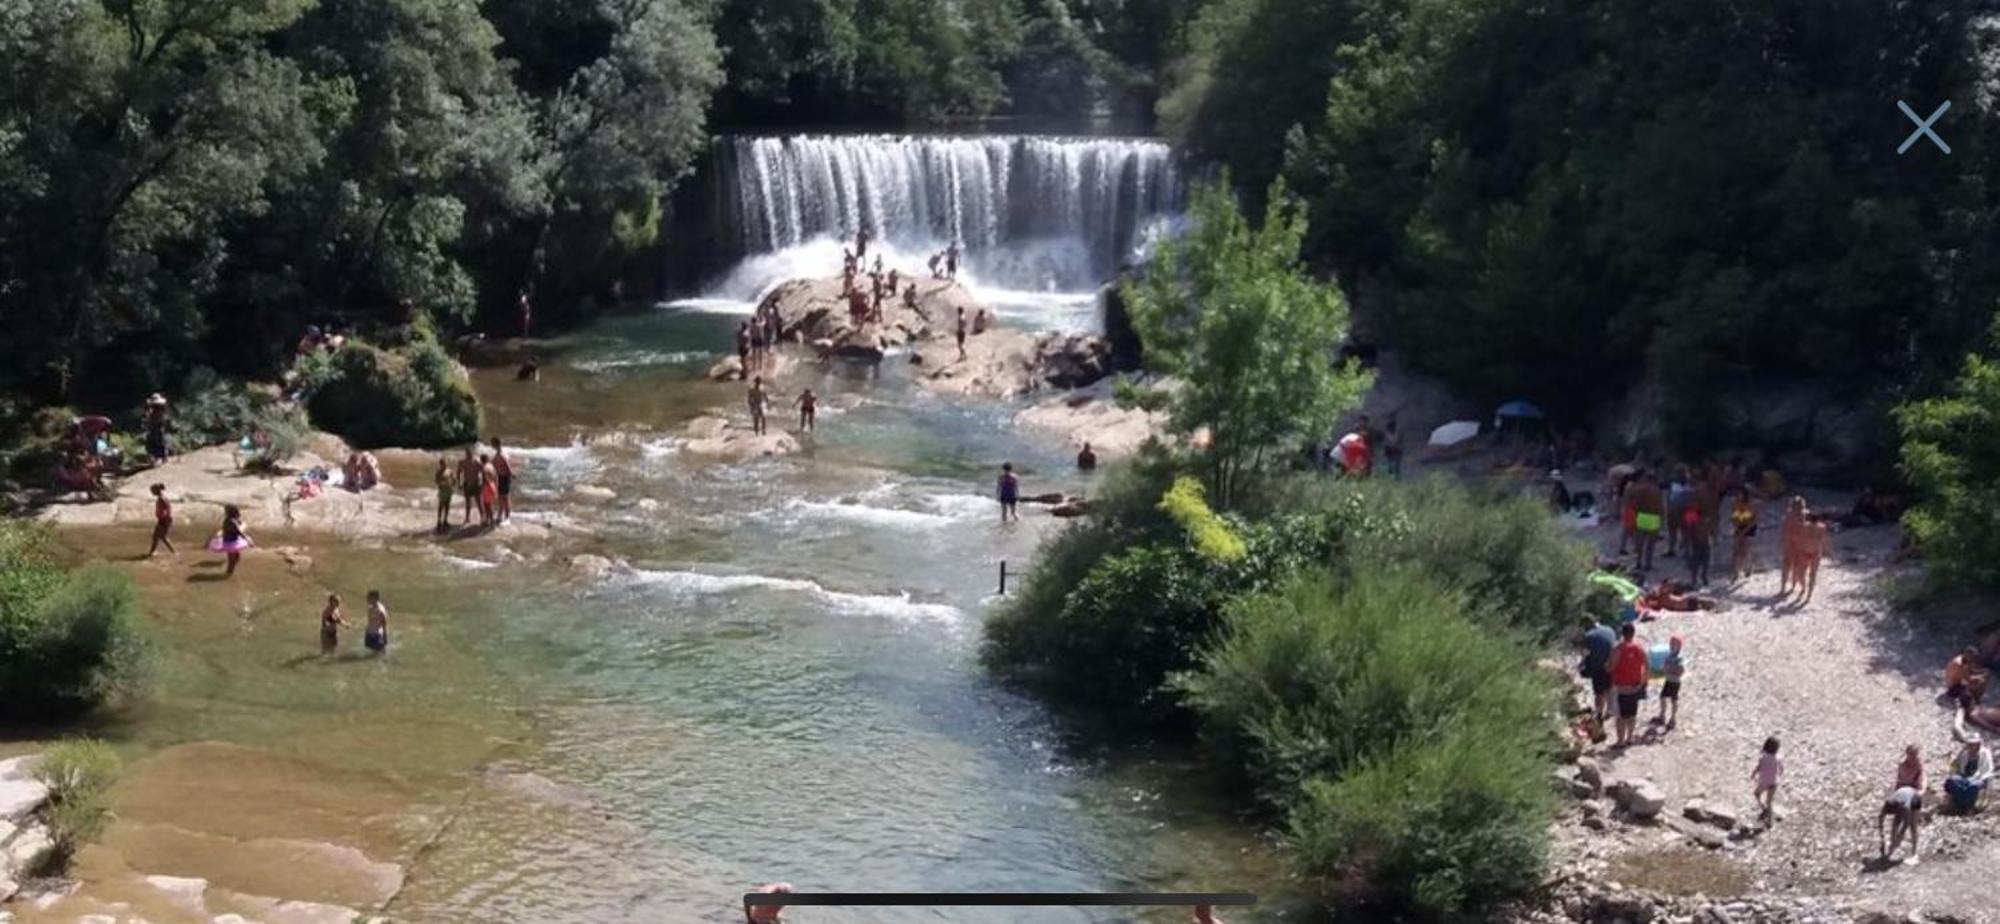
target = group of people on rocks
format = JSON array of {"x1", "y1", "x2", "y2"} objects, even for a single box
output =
[
  {"x1": 737, "y1": 299, "x2": 786, "y2": 376},
  {"x1": 53, "y1": 393, "x2": 175, "y2": 499},
  {"x1": 434, "y1": 441, "x2": 515, "y2": 532},
  {"x1": 1605, "y1": 460, "x2": 1838, "y2": 596}
]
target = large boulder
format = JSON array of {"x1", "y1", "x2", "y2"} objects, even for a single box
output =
[
  {"x1": 1098, "y1": 280, "x2": 1144, "y2": 372},
  {"x1": 1036, "y1": 333, "x2": 1112, "y2": 388},
  {"x1": 0, "y1": 758, "x2": 46, "y2": 823},
  {"x1": 1609, "y1": 777, "x2": 1667, "y2": 820}
]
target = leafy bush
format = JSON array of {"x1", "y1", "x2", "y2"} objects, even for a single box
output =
[
  {"x1": 1159, "y1": 476, "x2": 1245, "y2": 563},
  {"x1": 242, "y1": 403, "x2": 311, "y2": 473},
  {"x1": 0, "y1": 522, "x2": 150, "y2": 719},
  {"x1": 1273, "y1": 476, "x2": 1595, "y2": 641},
  {"x1": 171, "y1": 368, "x2": 264, "y2": 451},
  {"x1": 1899, "y1": 326, "x2": 2000, "y2": 589},
  {"x1": 33, "y1": 739, "x2": 121, "y2": 872},
  {"x1": 1286, "y1": 722, "x2": 1554, "y2": 918},
  {"x1": 301, "y1": 339, "x2": 480, "y2": 448},
  {"x1": 1182, "y1": 570, "x2": 1558, "y2": 917}
]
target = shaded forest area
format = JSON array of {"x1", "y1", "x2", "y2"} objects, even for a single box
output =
[{"x1": 3, "y1": 0, "x2": 1997, "y2": 459}]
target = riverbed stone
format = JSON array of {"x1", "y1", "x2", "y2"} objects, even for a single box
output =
[
  {"x1": 0, "y1": 757, "x2": 47, "y2": 822},
  {"x1": 1610, "y1": 778, "x2": 1667, "y2": 820},
  {"x1": 1575, "y1": 756, "x2": 1605, "y2": 793},
  {"x1": 1683, "y1": 799, "x2": 1740, "y2": 831},
  {"x1": 5, "y1": 825, "x2": 51, "y2": 875}
]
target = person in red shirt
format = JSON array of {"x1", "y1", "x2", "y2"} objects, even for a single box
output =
[{"x1": 1609, "y1": 622, "x2": 1650, "y2": 746}]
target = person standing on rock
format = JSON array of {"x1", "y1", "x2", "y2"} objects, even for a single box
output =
[
  {"x1": 458, "y1": 447, "x2": 484, "y2": 526},
  {"x1": 434, "y1": 457, "x2": 456, "y2": 534},
  {"x1": 492, "y1": 438, "x2": 515, "y2": 524},
  {"x1": 795, "y1": 388, "x2": 817, "y2": 434},
  {"x1": 998, "y1": 462, "x2": 1020, "y2": 523},
  {"x1": 1779, "y1": 496, "x2": 1808, "y2": 596},
  {"x1": 946, "y1": 242, "x2": 960, "y2": 280},
  {"x1": 1683, "y1": 503, "x2": 1712, "y2": 587},
  {"x1": 1880, "y1": 744, "x2": 1925, "y2": 864},
  {"x1": 1654, "y1": 634, "x2": 1686, "y2": 729},
  {"x1": 1797, "y1": 515, "x2": 1829, "y2": 604},
  {"x1": 1628, "y1": 471, "x2": 1665, "y2": 575},
  {"x1": 517, "y1": 288, "x2": 533, "y2": 339},
  {"x1": 144, "y1": 392, "x2": 170, "y2": 466},
  {"x1": 748, "y1": 377, "x2": 770, "y2": 436},
  {"x1": 955, "y1": 308, "x2": 968, "y2": 360},
  {"x1": 147, "y1": 483, "x2": 176, "y2": 556},
  {"x1": 855, "y1": 227, "x2": 870, "y2": 260},
  {"x1": 1609, "y1": 622, "x2": 1649, "y2": 747},
  {"x1": 1664, "y1": 466, "x2": 1692, "y2": 558},
  {"x1": 477, "y1": 453, "x2": 500, "y2": 527},
  {"x1": 736, "y1": 321, "x2": 753, "y2": 377},
  {"x1": 364, "y1": 590, "x2": 390, "y2": 655},
  {"x1": 1729, "y1": 487, "x2": 1758, "y2": 580}
]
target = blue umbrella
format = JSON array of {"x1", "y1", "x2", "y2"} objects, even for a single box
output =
[{"x1": 1494, "y1": 399, "x2": 1545, "y2": 420}]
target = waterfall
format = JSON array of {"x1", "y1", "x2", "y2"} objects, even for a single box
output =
[{"x1": 709, "y1": 134, "x2": 1181, "y2": 293}]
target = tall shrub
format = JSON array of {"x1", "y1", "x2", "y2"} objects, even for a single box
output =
[
  {"x1": 33, "y1": 739, "x2": 121, "y2": 873},
  {"x1": 0, "y1": 523, "x2": 150, "y2": 718},
  {"x1": 1899, "y1": 323, "x2": 2000, "y2": 589},
  {"x1": 301, "y1": 339, "x2": 480, "y2": 448}
]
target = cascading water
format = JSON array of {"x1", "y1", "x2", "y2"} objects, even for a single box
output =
[{"x1": 703, "y1": 134, "x2": 1181, "y2": 299}]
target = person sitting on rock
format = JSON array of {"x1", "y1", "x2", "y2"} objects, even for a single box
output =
[
  {"x1": 955, "y1": 307, "x2": 968, "y2": 360},
  {"x1": 972, "y1": 308, "x2": 988, "y2": 335},
  {"x1": 1946, "y1": 647, "x2": 1989, "y2": 704},
  {"x1": 1944, "y1": 729, "x2": 1992, "y2": 813}
]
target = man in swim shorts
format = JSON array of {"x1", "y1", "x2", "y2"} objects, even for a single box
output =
[
  {"x1": 458, "y1": 447, "x2": 483, "y2": 526},
  {"x1": 748, "y1": 377, "x2": 769, "y2": 436},
  {"x1": 1627, "y1": 470, "x2": 1666, "y2": 574},
  {"x1": 492, "y1": 438, "x2": 514, "y2": 524},
  {"x1": 1578, "y1": 616, "x2": 1617, "y2": 722},
  {"x1": 364, "y1": 590, "x2": 390, "y2": 654}
]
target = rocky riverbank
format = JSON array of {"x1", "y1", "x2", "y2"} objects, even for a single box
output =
[{"x1": 1510, "y1": 494, "x2": 1997, "y2": 924}]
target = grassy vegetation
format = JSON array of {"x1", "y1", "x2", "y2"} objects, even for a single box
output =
[{"x1": 32, "y1": 739, "x2": 122, "y2": 873}]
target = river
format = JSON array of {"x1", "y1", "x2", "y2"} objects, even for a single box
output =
[{"x1": 29, "y1": 135, "x2": 1294, "y2": 924}]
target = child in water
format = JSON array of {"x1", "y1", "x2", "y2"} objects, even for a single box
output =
[
  {"x1": 320, "y1": 594, "x2": 346, "y2": 654},
  {"x1": 148, "y1": 483, "x2": 176, "y2": 556},
  {"x1": 209, "y1": 504, "x2": 252, "y2": 577},
  {"x1": 364, "y1": 590, "x2": 390, "y2": 654}
]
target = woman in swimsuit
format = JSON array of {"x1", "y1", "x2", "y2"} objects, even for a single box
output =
[
  {"x1": 320, "y1": 594, "x2": 346, "y2": 654},
  {"x1": 148, "y1": 483, "x2": 176, "y2": 556}
]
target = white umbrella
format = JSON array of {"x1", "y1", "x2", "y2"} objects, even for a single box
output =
[{"x1": 1428, "y1": 420, "x2": 1480, "y2": 447}]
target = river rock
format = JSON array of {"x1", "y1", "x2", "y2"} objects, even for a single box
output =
[
  {"x1": 1554, "y1": 766, "x2": 1597, "y2": 799},
  {"x1": 568, "y1": 484, "x2": 618, "y2": 502},
  {"x1": 566, "y1": 554, "x2": 621, "y2": 579},
  {"x1": 1050, "y1": 499, "x2": 1091, "y2": 518},
  {"x1": 1683, "y1": 799, "x2": 1739, "y2": 831},
  {"x1": 1575, "y1": 756, "x2": 1605, "y2": 793},
  {"x1": 679, "y1": 416, "x2": 799, "y2": 461},
  {"x1": 1664, "y1": 814, "x2": 1727, "y2": 850},
  {"x1": 0, "y1": 758, "x2": 47, "y2": 822},
  {"x1": 1610, "y1": 778, "x2": 1667, "y2": 820},
  {"x1": 4, "y1": 825, "x2": 51, "y2": 876},
  {"x1": 708, "y1": 355, "x2": 746, "y2": 382},
  {"x1": 1014, "y1": 386, "x2": 1167, "y2": 458}
]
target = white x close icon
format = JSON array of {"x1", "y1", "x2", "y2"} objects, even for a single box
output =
[{"x1": 1897, "y1": 100, "x2": 1951, "y2": 155}]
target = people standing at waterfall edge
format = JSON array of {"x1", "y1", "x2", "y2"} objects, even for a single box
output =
[
  {"x1": 458, "y1": 447, "x2": 484, "y2": 526},
  {"x1": 955, "y1": 308, "x2": 968, "y2": 360},
  {"x1": 855, "y1": 227, "x2": 870, "y2": 259},
  {"x1": 1077, "y1": 442, "x2": 1097, "y2": 471},
  {"x1": 946, "y1": 242, "x2": 961, "y2": 280},
  {"x1": 927, "y1": 252, "x2": 942, "y2": 278},
  {"x1": 147, "y1": 483, "x2": 176, "y2": 556},
  {"x1": 364, "y1": 590, "x2": 390, "y2": 654},
  {"x1": 434, "y1": 457, "x2": 456, "y2": 533},
  {"x1": 998, "y1": 462, "x2": 1020, "y2": 523},
  {"x1": 748, "y1": 377, "x2": 770, "y2": 436},
  {"x1": 320, "y1": 593, "x2": 346, "y2": 655},
  {"x1": 492, "y1": 438, "x2": 514, "y2": 524},
  {"x1": 210, "y1": 504, "x2": 252, "y2": 578},
  {"x1": 736, "y1": 321, "x2": 752, "y2": 376},
  {"x1": 795, "y1": 388, "x2": 817, "y2": 433}
]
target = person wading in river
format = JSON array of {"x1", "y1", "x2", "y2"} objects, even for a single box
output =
[
  {"x1": 320, "y1": 593, "x2": 346, "y2": 655},
  {"x1": 492, "y1": 438, "x2": 515, "y2": 524},
  {"x1": 364, "y1": 590, "x2": 390, "y2": 655},
  {"x1": 997, "y1": 462, "x2": 1020, "y2": 523},
  {"x1": 748, "y1": 377, "x2": 770, "y2": 436},
  {"x1": 147, "y1": 483, "x2": 176, "y2": 556},
  {"x1": 457, "y1": 447, "x2": 484, "y2": 527},
  {"x1": 795, "y1": 388, "x2": 816, "y2": 433}
]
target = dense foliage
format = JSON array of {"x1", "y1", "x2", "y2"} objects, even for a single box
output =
[
  {"x1": 33, "y1": 739, "x2": 122, "y2": 873},
  {"x1": 1123, "y1": 179, "x2": 1369, "y2": 506},
  {"x1": 1898, "y1": 320, "x2": 2000, "y2": 590},
  {"x1": 0, "y1": 522, "x2": 149, "y2": 719},
  {"x1": 296, "y1": 340, "x2": 481, "y2": 448},
  {"x1": 1163, "y1": 0, "x2": 2000, "y2": 449},
  {"x1": 0, "y1": 0, "x2": 721, "y2": 409}
]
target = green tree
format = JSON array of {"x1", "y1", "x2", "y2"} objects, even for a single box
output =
[
  {"x1": 1122, "y1": 178, "x2": 1369, "y2": 506},
  {"x1": 1898, "y1": 320, "x2": 2000, "y2": 590}
]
